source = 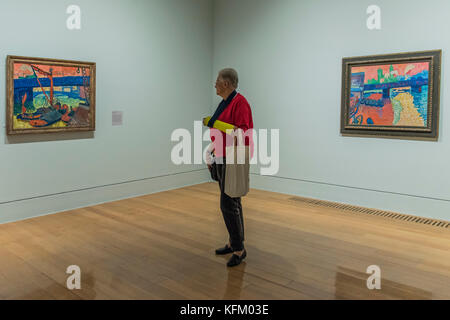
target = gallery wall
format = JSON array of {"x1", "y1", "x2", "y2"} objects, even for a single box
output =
[
  {"x1": 213, "y1": 0, "x2": 450, "y2": 220},
  {"x1": 3, "y1": 0, "x2": 450, "y2": 224},
  {"x1": 0, "y1": 0, "x2": 213, "y2": 223}
]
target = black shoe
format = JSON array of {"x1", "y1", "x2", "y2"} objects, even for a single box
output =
[
  {"x1": 215, "y1": 244, "x2": 233, "y2": 255},
  {"x1": 227, "y1": 249, "x2": 247, "y2": 267}
]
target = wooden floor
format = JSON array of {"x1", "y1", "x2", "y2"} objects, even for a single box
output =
[{"x1": 0, "y1": 182, "x2": 449, "y2": 300}]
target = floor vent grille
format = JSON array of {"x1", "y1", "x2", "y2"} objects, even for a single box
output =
[{"x1": 288, "y1": 196, "x2": 450, "y2": 229}]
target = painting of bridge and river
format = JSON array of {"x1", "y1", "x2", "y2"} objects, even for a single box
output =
[
  {"x1": 341, "y1": 50, "x2": 441, "y2": 140},
  {"x1": 350, "y1": 62, "x2": 429, "y2": 127}
]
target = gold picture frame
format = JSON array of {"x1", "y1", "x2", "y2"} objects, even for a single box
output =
[
  {"x1": 341, "y1": 50, "x2": 441, "y2": 140},
  {"x1": 6, "y1": 55, "x2": 96, "y2": 135}
]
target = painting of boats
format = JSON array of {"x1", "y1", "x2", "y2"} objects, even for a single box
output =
[{"x1": 7, "y1": 56, "x2": 96, "y2": 135}]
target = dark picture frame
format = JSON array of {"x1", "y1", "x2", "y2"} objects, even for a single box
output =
[
  {"x1": 340, "y1": 50, "x2": 441, "y2": 140},
  {"x1": 6, "y1": 55, "x2": 96, "y2": 135}
]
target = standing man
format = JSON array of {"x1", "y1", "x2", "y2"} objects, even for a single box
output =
[{"x1": 206, "y1": 68, "x2": 253, "y2": 267}]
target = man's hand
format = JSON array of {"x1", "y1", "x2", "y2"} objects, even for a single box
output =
[{"x1": 206, "y1": 145, "x2": 215, "y2": 171}]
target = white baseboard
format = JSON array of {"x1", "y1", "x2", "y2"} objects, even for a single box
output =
[
  {"x1": 250, "y1": 174, "x2": 450, "y2": 222},
  {"x1": 4, "y1": 170, "x2": 448, "y2": 225},
  {"x1": 0, "y1": 169, "x2": 211, "y2": 225}
]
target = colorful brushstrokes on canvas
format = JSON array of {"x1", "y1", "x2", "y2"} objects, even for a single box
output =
[
  {"x1": 13, "y1": 63, "x2": 91, "y2": 129},
  {"x1": 349, "y1": 62, "x2": 429, "y2": 127}
]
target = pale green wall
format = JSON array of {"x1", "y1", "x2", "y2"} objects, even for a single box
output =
[
  {"x1": 0, "y1": 0, "x2": 213, "y2": 223},
  {"x1": 213, "y1": 0, "x2": 450, "y2": 220}
]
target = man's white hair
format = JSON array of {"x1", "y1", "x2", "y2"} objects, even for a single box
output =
[{"x1": 219, "y1": 68, "x2": 239, "y2": 88}]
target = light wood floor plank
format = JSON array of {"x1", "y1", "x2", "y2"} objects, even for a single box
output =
[{"x1": 0, "y1": 182, "x2": 449, "y2": 299}]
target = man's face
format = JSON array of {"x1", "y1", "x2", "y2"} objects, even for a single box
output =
[{"x1": 215, "y1": 75, "x2": 227, "y2": 96}]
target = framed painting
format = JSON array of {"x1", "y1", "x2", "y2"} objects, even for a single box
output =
[
  {"x1": 341, "y1": 50, "x2": 441, "y2": 140},
  {"x1": 6, "y1": 55, "x2": 96, "y2": 135}
]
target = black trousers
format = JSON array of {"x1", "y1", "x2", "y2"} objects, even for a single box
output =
[{"x1": 215, "y1": 158, "x2": 245, "y2": 251}]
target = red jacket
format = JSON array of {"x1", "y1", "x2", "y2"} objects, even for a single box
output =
[{"x1": 210, "y1": 93, "x2": 254, "y2": 159}]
